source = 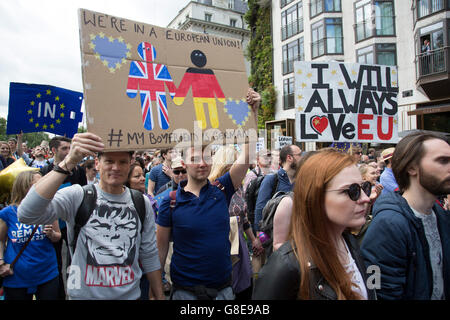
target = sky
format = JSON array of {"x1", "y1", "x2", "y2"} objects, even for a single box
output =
[{"x1": 0, "y1": 0, "x2": 189, "y2": 121}]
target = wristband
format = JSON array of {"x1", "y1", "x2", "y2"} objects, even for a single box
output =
[{"x1": 53, "y1": 164, "x2": 73, "y2": 176}]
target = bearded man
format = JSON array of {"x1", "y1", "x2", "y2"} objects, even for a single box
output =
[{"x1": 361, "y1": 131, "x2": 450, "y2": 300}]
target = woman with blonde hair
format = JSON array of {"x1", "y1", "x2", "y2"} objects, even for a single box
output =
[
  {"x1": 0, "y1": 171, "x2": 61, "y2": 300},
  {"x1": 209, "y1": 145, "x2": 259, "y2": 300},
  {"x1": 253, "y1": 149, "x2": 377, "y2": 300}
]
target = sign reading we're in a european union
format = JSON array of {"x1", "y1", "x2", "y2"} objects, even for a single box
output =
[{"x1": 7, "y1": 82, "x2": 83, "y2": 137}]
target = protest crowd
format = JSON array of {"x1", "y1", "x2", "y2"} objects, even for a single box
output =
[{"x1": 0, "y1": 86, "x2": 449, "y2": 301}]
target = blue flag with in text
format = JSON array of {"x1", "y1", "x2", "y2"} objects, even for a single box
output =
[{"x1": 7, "y1": 82, "x2": 83, "y2": 137}]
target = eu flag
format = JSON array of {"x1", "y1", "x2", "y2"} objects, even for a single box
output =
[
  {"x1": 330, "y1": 142, "x2": 362, "y2": 153},
  {"x1": 7, "y1": 82, "x2": 83, "y2": 138}
]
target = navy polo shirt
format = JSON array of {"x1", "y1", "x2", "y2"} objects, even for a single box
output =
[{"x1": 157, "y1": 172, "x2": 235, "y2": 288}]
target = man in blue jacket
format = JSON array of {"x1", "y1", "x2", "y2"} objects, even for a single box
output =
[{"x1": 361, "y1": 131, "x2": 450, "y2": 300}]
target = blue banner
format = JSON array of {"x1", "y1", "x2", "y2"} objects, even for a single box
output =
[
  {"x1": 330, "y1": 142, "x2": 362, "y2": 153},
  {"x1": 7, "y1": 82, "x2": 83, "y2": 137}
]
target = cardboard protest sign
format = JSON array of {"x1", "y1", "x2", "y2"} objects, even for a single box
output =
[
  {"x1": 294, "y1": 61, "x2": 399, "y2": 144},
  {"x1": 275, "y1": 136, "x2": 292, "y2": 150},
  {"x1": 78, "y1": 9, "x2": 257, "y2": 151}
]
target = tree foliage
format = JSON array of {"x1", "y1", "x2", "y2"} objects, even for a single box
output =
[{"x1": 244, "y1": 0, "x2": 276, "y2": 129}]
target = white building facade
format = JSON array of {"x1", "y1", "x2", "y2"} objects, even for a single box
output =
[
  {"x1": 272, "y1": 0, "x2": 450, "y2": 150},
  {"x1": 167, "y1": 0, "x2": 251, "y2": 76}
]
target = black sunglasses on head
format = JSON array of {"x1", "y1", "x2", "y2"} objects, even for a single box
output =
[
  {"x1": 173, "y1": 169, "x2": 187, "y2": 175},
  {"x1": 328, "y1": 181, "x2": 372, "y2": 201}
]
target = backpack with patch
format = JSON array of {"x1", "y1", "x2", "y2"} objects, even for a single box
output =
[
  {"x1": 245, "y1": 172, "x2": 278, "y2": 228},
  {"x1": 71, "y1": 184, "x2": 146, "y2": 254},
  {"x1": 259, "y1": 191, "x2": 293, "y2": 257}
]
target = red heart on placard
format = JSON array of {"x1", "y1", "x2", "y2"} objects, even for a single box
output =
[{"x1": 310, "y1": 116, "x2": 329, "y2": 135}]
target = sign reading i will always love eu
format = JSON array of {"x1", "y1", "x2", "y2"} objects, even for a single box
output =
[{"x1": 7, "y1": 82, "x2": 83, "y2": 138}]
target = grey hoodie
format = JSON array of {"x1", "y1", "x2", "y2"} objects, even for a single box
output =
[{"x1": 18, "y1": 184, "x2": 161, "y2": 300}]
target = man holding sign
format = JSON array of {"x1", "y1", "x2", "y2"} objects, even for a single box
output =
[{"x1": 18, "y1": 133, "x2": 164, "y2": 300}]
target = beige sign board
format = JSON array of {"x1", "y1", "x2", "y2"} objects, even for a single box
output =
[{"x1": 78, "y1": 9, "x2": 256, "y2": 151}]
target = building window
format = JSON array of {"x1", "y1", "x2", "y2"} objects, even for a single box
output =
[
  {"x1": 357, "y1": 45, "x2": 375, "y2": 64},
  {"x1": 357, "y1": 44, "x2": 396, "y2": 65},
  {"x1": 312, "y1": 18, "x2": 343, "y2": 58},
  {"x1": 228, "y1": 0, "x2": 234, "y2": 10},
  {"x1": 310, "y1": 0, "x2": 341, "y2": 18},
  {"x1": 205, "y1": 13, "x2": 212, "y2": 22},
  {"x1": 283, "y1": 77, "x2": 295, "y2": 110},
  {"x1": 230, "y1": 19, "x2": 237, "y2": 27},
  {"x1": 416, "y1": 21, "x2": 446, "y2": 76},
  {"x1": 417, "y1": 0, "x2": 444, "y2": 19},
  {"x1": 281, "y1": 2, "x2": 303, "y2": 41},
  {"x1": 355, "y1": 0, "x2": 395, "y2": 42},
  {"x1": 282, "y1": 37, "x2": 304, "y2": 75},
  {"x1": 280, "y1": 0, "x2": 295, "y2": 8}
]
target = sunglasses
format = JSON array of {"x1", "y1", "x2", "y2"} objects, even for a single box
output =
[
  {"x1": 327, "y1": 181, "x2": 372, "y2": 201},
  {"x1": 173, "y1": 169, "x2": 187, "y2": 175}
]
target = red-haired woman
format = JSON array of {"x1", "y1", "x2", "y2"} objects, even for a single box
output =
[{"x1": 253, "y1": 149, "x2": 377, "y2": 300}]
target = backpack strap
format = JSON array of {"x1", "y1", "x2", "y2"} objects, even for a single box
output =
[
  {"x1": 270, "y1": 173, "x2": 279, "y2": 198},
  {"x1": 129, "y1": 188, "x2": 146, "y2": 234},
  {"x1": 72, "y1": 184, "x2": 97, "y2": 253}
]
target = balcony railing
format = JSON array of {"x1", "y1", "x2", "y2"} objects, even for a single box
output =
[
  {"x1": 281, "y1": 18, "x2": 304, "y2": 41},
  {"x1": 282, "y1": 54, "x2": 304, "y2": 75},
  {"x1": 416, "y1": 46, "x2": 449, "y2": 78}
]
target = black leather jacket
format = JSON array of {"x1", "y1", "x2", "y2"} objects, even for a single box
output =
[{"x1": 253, "y1": 232, "x2": 377, "y2": 300}]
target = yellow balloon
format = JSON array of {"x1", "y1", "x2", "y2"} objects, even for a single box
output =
[{"x1": 0, "y1": 158, "x2": 39, "y2": 199}]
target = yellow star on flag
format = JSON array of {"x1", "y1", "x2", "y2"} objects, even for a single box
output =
[
  {"x1": 297, "y1": 69, "x2": 302, "y2": 75},
  {"x1": 55, "y1": 96, "x2": 60, "y2": 101},
  {"x1": 56, "y1": 119, "x2": 61, "y2": 124},
  {"x1": 102, "y1": 60, "x2": 109, "y2": 67},
  {"x1": 90, "y1": 34, "x2": 96, "y2": 40},
  {"x1": 392, "y1": 81, "x2": 397, "y2": 86},
  {"x1": 42, "y1": 124, "x2": 48, "y2": 130},
  {"x1": 118, "y1": 36, "x2": 124, "y2": 43},
  {"x1": 297, "y1": 106, "x2": 304, "y2": 112},
  {"x1": 297, "y1": 94, "x2": 304, "y2": 100},
  {"x1": 35, "y1": 123, "x2": 39, "y2": 128},
  {"x1": 60, "y1": 112, "x2": 65, "y2": 118},
  {"x1": 99, "y1": 32, "x2": 105, "y2": 38},
  {"x1": 36, "y1": 93, "x2": 41, "y2": 98},
  {"x1": 301, "y1": 83, "x2": 307, "y2": 88},
  {"x1": 331, "y1": 70, "x2": 337, "y2": 75},
  {"x1": 27, "y1": 109, "x2": 33, "y2": 114},
  {"x1": 46, "y1": 89, "x2": 51, "y2": 95},
  {"x1": 338, "y1": 81, "x2": 344, "y2": 86},
  {"x1": 351, "y1": 70, "x2": 357, "y2": 75},
  {"x1": 60, "y1": 103, "x2": 65, "y2": 109},
  {"x1": 126, "y1": 43, "x2": 132, "y2": 50},
  {"x1": 108, "y1": 36, "x2": 114, "y2": 42},
  {"x1": 29, "y1": 118, "x2": 34, "y2": 123},
  {"x1": 30, "y1": 101, "x2": 35, "y2": 106},
  {"x1": 89, "y1": 43, "x2": 96, "y2": 50},
  {"x1": 50, "y1": 124, "x2": 55, "y2": 129},
  {"x1": 306, "y1": 73, "x2": 312, "y2": 78}
]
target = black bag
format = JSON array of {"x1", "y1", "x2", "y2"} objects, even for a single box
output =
[
  {"x1": 259, "y1": 191, "x2": 293, "y2": 257},
  {"x1": 71, "y1": 184, "x2": 146, "y2": 253},
  {"x1": 245, "y1": 172, "x2": 278, "y2": 228}
]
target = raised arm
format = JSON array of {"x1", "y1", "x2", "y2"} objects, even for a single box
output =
[
  {"x1": 229, "y1": 88, "x2": 260, "y2": 190},
  {"x1": 33, "y1": 133, "x2": 104, "y2": 200}
]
